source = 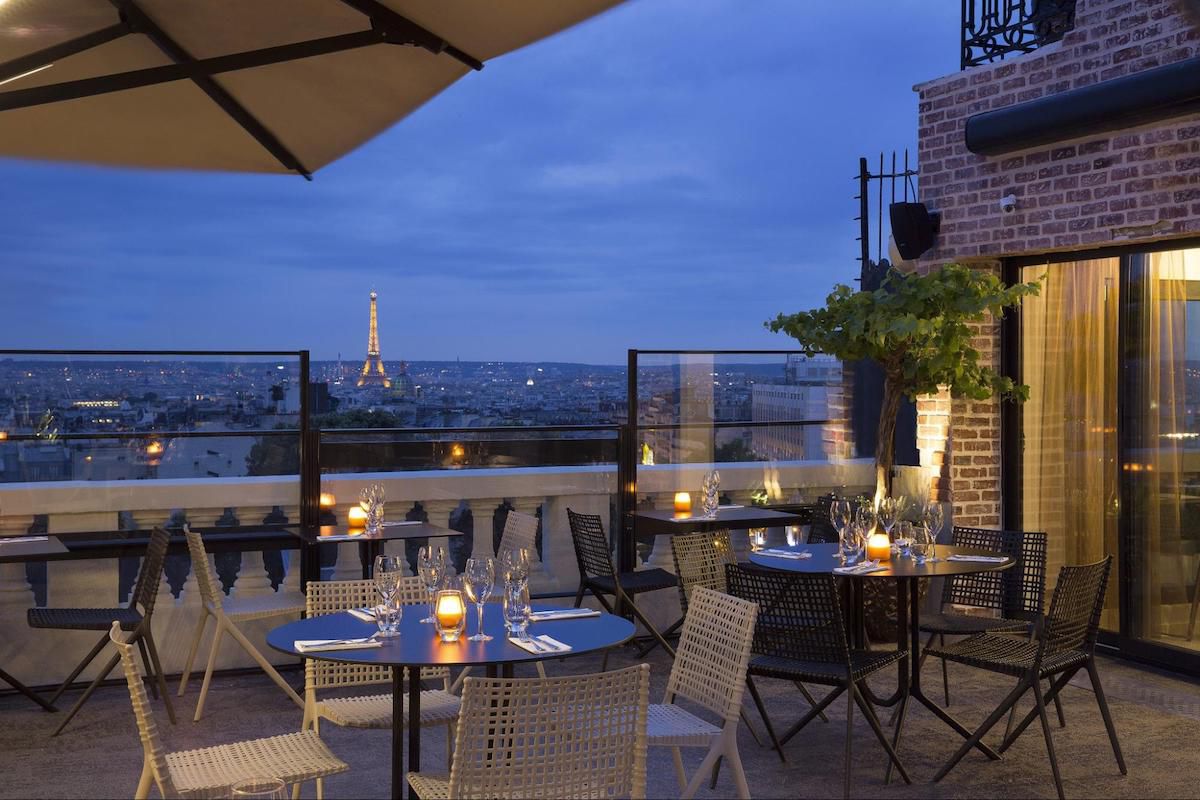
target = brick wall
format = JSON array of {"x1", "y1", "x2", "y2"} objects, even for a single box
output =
[{"x1": 912, "y1": 0, "x2": 1200, "y2": 526}]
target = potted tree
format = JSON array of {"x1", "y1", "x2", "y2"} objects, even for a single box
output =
[{"x1": 767, "y1": 263, "x2": 1040, "y2": 501}]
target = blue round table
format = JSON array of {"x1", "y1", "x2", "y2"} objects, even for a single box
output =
[{"x1": 268, "y1": 603, "x2": 635, "y2": 800}]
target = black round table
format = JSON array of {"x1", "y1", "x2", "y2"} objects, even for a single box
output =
[
  {"x1": 748, "y1": 542, "x2": 1016, "y2": 780},
  {"x1": 267, "y1": 604, "x2": 635, "y2": 800}
]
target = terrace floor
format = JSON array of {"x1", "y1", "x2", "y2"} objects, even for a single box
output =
[{"x1": 2, "y1": 643, "x2": 1199, "y2": 799}]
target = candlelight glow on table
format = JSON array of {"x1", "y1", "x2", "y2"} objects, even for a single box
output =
[
  {"x1": 866, "y1": 530, "x2": 892, "y2": 562},
  {"x1": 673, "y1": 491, "x2": 692, "y2": 513},
  {"x1": 434, "y1": 590, "x2": 466, "y2": 642}
]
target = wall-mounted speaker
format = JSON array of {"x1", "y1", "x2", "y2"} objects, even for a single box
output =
[{"x1": 889, "y1": 202, "x2": 940, "y2": 261}]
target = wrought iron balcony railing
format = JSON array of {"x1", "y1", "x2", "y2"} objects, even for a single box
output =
[{"x1": 962, "y1": 0, "x2": 1077, "y2": 70}]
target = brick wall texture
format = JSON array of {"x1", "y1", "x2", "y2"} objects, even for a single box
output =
[{"x1": 913, "y1": 0, "x2": 1200, "y2": 527}]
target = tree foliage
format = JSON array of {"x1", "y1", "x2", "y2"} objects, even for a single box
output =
[
  {"x1": 766, "y1": 263, "x2": 1041, "y2": 498},
  {"x1": 767, "y1": 264, "x2": 1041, "y2": 402}
]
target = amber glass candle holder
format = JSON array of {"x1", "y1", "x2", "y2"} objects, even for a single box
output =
[{"x1": 434, "y1": 590, "x2": 467, "y2": 642}]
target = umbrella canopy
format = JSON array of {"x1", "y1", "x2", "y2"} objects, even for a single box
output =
[{"x1": 0, "y1": 0, "x2": 621, "y2": 178}]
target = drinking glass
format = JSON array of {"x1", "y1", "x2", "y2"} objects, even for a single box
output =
[
  {"x1": 895, "y1": 520, "x2": 914, "y2": 558},
  {"x1": 463, "y1": 557, "x2": 495, "y2": 642},
  {"x1": 360, "y1": 484, "x2": 385, "y2": 535},
  {"x1": 877, "y1": 496, "x2": 899, "y2": 539},
  {"x1": 841, "y1": 520, "x2": 865, "y2": 565},
  {"x1": 855, "y1": 501, "x2": 878, "y2": 534},
  {"x1": 417, "y1": 545, "x2": 446, "y2": 624},
  {"x1": 232, "y1": 779, "x2": 287, "y2": 799},
  {"x1": 373, "y1": 554, "x2": 404, "y2": 637},
  {"x1": 911, "y1": 525, "x2": 933, "y2": 565},
  {"x1": 503, "y1": 579, "x2": 531, "y2": 639},
  {"x1": 749, "y1": 528, "x2": 767, "y2": 551},
  {"x1": 922, "y1": 501, "x2": 944, "y2": 560},
  {"x1": 786, "y1": 525, "x2": 802, "y2": 547}
]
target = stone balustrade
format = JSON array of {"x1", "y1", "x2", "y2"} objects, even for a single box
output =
[{"x1": 0, "y1": 458, "x2": 873, "y2": 689}]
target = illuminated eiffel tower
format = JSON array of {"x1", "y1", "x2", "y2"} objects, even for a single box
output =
[{"x1": 357, "y1": 291, "x2": 391, "y2": 388}]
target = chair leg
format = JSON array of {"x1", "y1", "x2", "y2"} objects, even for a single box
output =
[
  {"x1": 194, "y1": 625, "x2": 225, "y2": 722},
  {"x1": 620, "y1": 590, "x2": 676, "y2": 659},
  {"x1": 1052, "y1": 683, "x2": 1067, "y2": 728},
  {"x1": 136, "y1": 637, "x2": 158, "y2": 699},
  {"x1": 843, "y1": 683, "x2": 854, "y2": 800},
  {"x1": 1000, "y1": 669, "x2": 1076, "y2": 753},
  {"x1": 853, "y1": 682, "x2": 911, "y2": 785},
  {"x1": 572, "y1": 582, "x2": 586, "y2": 608},
  {"x1": 745, "y1": 676, "x2": 785, "y2": 762},
  {"x1": 1032, "y1": 678, "x2": 1066, "y2": 800},
  {"x1": 449, "y1": 666, "x2": 472, "y2": 695},
  {"x1": 177, "y1": 612, "x2": 209, "y2": 696},
  {"x1": 738, "y1": 707, "x2": 764, "y2": 747},
  {"x1": 940, "y1": 633, "x2": 951, "y2": 707},
  {"x1": 725, "y1": 731, "x2": 752, "y2": 800},
  {"x1": 681, "y1": 743, "x2": 723, "y2": 800},
  {"x1": 142, "y1": 631, "x2": 175, "y2": 725},
  {"x1": 47, "y1": 632, "x2": 110, "y2": 706},
  {"x1": 290, "y1": 782, "x2": 301, "y2": 800},
  {"x1": 53, "y1": 651, "x2": 121, "y2": 736},
  {"x1": 933, "y1": 676, "x2": 1030, "y2": 783},
  {"x1": 709, "y1": 756, "x2": 722, "y2": 790},
  {"x1": 794, "y1": 681, "x2": 829, "y2": 723},
  {"x1": 671, "y1": 747, "x2": 687, "y2": 793},
  {"x1": 134, "y1": 761, "x2": 153, "y2": 800},
  {"x1": 780, "y1": 685, "x2": 844, "y2": 745},
  {"x1": 225, "y1": 619, "x2": 304, "y2": 709},
  {"x1": 1087, "y1": 658, "x2": 1127, "y2": 775}
]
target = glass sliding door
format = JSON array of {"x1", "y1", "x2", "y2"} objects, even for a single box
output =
[
  {"x1": 1019, "y1": 257, "x2": 1121, "y2": 631},
  {"x1": 1127, "y1": 249, "x2": 1200, "y2": 651}
]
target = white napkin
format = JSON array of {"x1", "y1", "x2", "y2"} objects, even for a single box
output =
[
  {"x1": 294, "y1": 638, "x2": 381, "y2": 653},
  {"x1": 381, "y1": 520, "x2": 423, "y2": 527},
  {"x1": 948, "y1": 555, "x2": 1008, "y2": 563},
  {"x1": 759, "y1": 548, "x2": 811, "y2": 560},
  {"x1": 0, "y1": 536, "x2": 48, "y2": 545},
  {"x1": 509, "y1": 634, "x2": 572, "y2": 654},
  {"x1": 833, "y1": 561, "x2": 887, "y2": 575},
  {"x1": 718, "y1": 504, "x2": 744, "y2": 510},
  {"x1": 669, "y1": 515, "x2": 713, "y2": 523},
  {"x1": 347, "y1": 608, "x2": 376, "y2": 622},
  {"x1": 529, "y1": 608, "x2": 601, "y2": 622}
]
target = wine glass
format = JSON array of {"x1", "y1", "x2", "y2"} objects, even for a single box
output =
[
  {"x1": 463, "y1": 557, "x2": 495, "y2": 642},
  {"x1": 877, "y1": 496, "x2": 899, "y2": 539},
  {"x1": 856, "y1": 500, "x2": 878, "y2": 534},
  {"x1": 503, "y1": 579, "x2": 531, "y2": 639},
  {"x1": 831, "y1": 498, "x2": 853, "y2": 541},
  {"x1": 922, "y1": 501, "x2": 944, "y2": 560},
  {"x1": 372, "y1": 555, "x2": 404, "y2": 637},
  {"x1": 500, "y1": 547, "x2": 530, "y2": 586},
  {"x1": 417, "y1": 545, "x2": 446, "y2": 624},
  {"x1": 911, "y1": 524, "x2": 933, "y2": 565},
  {"x1": 841, "y1": 520, "x2": 865, "y2": 565},
  {"x1": 232, "y1": 779, "x2": 288, "y2": 799},
  {"x1": 786, "y1": 525, "x2": 802, "y2": 547}
]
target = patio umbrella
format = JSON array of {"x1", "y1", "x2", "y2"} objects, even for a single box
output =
[{"x1": 0, "y1": 0, "x2": 621, "y2": 178}]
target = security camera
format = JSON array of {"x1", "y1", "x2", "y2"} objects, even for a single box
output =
[{"x1": 1000, "y1": 194, "x2": 1018, "y2": 214}]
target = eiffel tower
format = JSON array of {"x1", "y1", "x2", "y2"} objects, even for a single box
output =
[{"x1": 357, "y1": 291, "x2": 391, "y2": 388}]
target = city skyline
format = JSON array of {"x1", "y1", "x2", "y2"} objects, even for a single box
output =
[{"x1": 0, "y1": 1, "x2": 957, "y2": 362}]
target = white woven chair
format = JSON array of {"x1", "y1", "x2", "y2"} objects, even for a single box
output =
[
  {"x1": 177, "y1": 526, "x2": 305, "y2": 721},
  {"x1": 450, "y1": 509, "x2": 545, "y2": 695},
  {"x1": 109, "y1": 621, "x2": 347, "y2": 800},
  {"x1": 648, "y1": 586, "x2": 758, "y2": 799},
  {"x1": 303, "y1": 578, "x2": 460, "y2": 794},
  {"x1": 409, "y1": 663, "x2": 650, "y2": 799}
]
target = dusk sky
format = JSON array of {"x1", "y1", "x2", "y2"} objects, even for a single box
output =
[{"x1": 0, "y1": 1, "x2": 958, "y2": 364}]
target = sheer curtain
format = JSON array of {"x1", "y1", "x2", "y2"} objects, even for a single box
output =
[
  {"x1": 1021, "y1": 258, "x2": 1120, "y2": 626},
  {"x1": 1136, "y1": 250, "x2": 1191, "y2": 641}
]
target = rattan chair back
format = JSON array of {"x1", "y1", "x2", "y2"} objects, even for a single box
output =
[
  {"x1": 1005, "y1": 530, "x2": 1048, "y2": 621},
  {"x1": 184, "y1": 527, "x2": 223, "y2": 612},
  {"x1": 808, "y1": 493, "x2": 840, "y2": 544},
  {"x1": 130, "y1": 527, "x2": 171, "y2": 616},
  {"x1": 670, "y1": 530, "x2": 736, "y2": 614},
  {"x1": 943, "y1": 526, "x2": 1008, "y2": 612},
  {"x1": 304, "y1": 578, "x2": 448, "y2": 690},
  {"x1": 1040, "y1": 556, "x2": 1112, "y2": 660},
  {"x1": 498, "y1": 510, "x2": 538, "y2": 557},
  {"x1": 448, "y1": 664, "x2": 650, "y2": 799},
  {"x1": 109, "y1": 621, "x2": 177, "y2": 797},
  {"x1": 566, "y1": 508, "x2": 615, "y2": 579},
  {"x1": 726, "y1": 564, "x2": 849, "y2": 667},
  {"x1": 666, "y1": 586, "x2": 758, "y2": 724}
]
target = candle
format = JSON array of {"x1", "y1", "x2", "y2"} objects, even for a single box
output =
[
  {"x1": 319, "y1": 492, "x2": 336, "y2": 509},
  {"x1": 866, "y1": 530, "x2": 892, "y2": 562},
  {"x1": 347, "y1": 505, "x2": 368, "y2": 528},
  {"x1": 435, "y1": 591, "x2": 467, "y2": 642},
  {"x1": 674, "y1": 492, "x2": 692, "y2": 513}
]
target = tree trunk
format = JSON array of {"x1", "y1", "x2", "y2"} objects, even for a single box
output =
[{"x1": 874, "y1": 376, "x2": 903, "y2": 502}]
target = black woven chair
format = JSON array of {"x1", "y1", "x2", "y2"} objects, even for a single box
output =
[
  {"x1": 28, "y1": 526, "x2": 176, "y2": 735},
  {"x1": 566, "y1": 508, "x2": 681, "y2": 658},
  {"x1": 919, "y1": 527, "x2": 1050, "y2": 710},
  {"x1": 726, "y1": 563, "x2": 910, "y2": 799},
  {"x1": 930, "y1": 557, "x2": 1124, "y2": 800},
  {"x1": 806, "y1": 493, "x2": 840, "y2": 544}
]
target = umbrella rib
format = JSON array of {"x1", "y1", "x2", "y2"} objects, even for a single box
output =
[
  {"x1": 114, "y1": 0, "x2": 313, "y2": 179},
  {"x1": 0, "y1": 23, "x2": 131, "y2": 85},
  {"x1": 336, "y1": 0, "x2": 485, "y2": 71}
]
